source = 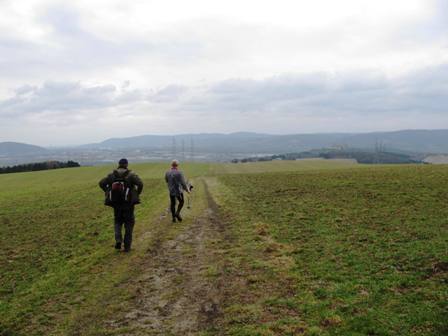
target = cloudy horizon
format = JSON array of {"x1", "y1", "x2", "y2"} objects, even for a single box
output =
[{"x1": 1, "y1": 0, "x2": 447, "y2": 146}]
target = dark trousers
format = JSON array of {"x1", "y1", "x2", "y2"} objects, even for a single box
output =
[
  {"x1": 113, "y1": 206, "x2": 135, "y2": 248},
  {"x1": 170, "y1": 193, "x2": 184, "y2": 219}
]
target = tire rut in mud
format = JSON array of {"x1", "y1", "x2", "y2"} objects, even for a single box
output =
[{"x1": 108, "y1": 179, "x2": 226, "y2": 335}]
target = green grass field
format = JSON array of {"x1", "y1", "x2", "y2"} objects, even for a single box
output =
[
  {"x1": 0, "y1": 161, "x2": 446, "y2": 335},
  {"x1": 213, "y1": 165, "x2": 448, "y2": 335},
  {"x1": 0, "y1": 162, "x2": 210, "y2": 335}
]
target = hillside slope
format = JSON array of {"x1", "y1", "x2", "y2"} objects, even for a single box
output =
[
  {"x1": 0, "y1": 142, "x2": 47, "y2": 156},
  {"x1": 85, "y1": 129, "x2": 448, "y2": 154}
]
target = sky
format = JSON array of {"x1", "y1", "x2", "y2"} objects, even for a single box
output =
[{"x1": 0, "y1": 0, "x2": 447, "y2": 146}]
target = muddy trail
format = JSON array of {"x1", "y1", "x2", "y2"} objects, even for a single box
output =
[{"x1": 107, "y1": 180, "x2": 227, "y2": 335}]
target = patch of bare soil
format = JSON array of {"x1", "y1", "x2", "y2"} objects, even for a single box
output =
[{"x1": 108, "y1": 180, "x2": 226, "y2": 335}]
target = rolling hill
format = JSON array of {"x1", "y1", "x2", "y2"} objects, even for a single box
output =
[
  {"x1": 0, "y1": 142, "x2": 47, "y2": 156},
  {"x1": 84, "y1": 129, "x2": 448, "y2": 154}
]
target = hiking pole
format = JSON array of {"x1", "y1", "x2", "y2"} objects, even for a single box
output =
[{"x1": 187, "y1": 183, "x2": 194, "y2": 209}]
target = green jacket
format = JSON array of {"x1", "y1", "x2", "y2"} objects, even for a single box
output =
[{"x1": 99, "y1": 168, "x2": 143, "y2": 206}]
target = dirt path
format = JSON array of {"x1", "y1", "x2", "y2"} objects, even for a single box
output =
[{"x1": 108, "y1": 179, "x2": 226, "y2": 335}]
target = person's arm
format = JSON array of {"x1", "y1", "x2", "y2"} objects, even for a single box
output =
[
  {"x1": 179, "y1": 171, "x2": 190, "y2": 193},
  {"x1": 99, "y1": 175, "x2": 110, "y2": 192},
  {"x1": 132, "y1": 173, "x2": 144, "y2": 194}
]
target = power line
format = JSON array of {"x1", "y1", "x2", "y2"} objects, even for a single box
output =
[
  {"x1": 172, "y1": 137, "x2": 176, "y2": 158},
  {"x1": 181, "y1": 139, "x2": 185, "y2": 161},
  {"x1": 190, "y1": 137, "x2": 195, "y2": 162}
]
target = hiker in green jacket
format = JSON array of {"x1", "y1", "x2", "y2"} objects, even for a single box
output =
[{"x1": 99, "y1": 158, "x2": 143, "y2": 252}]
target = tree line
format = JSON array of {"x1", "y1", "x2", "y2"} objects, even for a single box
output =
[{"x1": 0, "y1": 161, "x2": 80, "y2": 174}]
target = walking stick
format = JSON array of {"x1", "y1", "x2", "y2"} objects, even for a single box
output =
[{"x1": 187, "y1": 183, "x2": 194, "y2": 209}]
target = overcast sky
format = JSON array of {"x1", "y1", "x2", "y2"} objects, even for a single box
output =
[{"x1": 0, "y1": 0, "x2": 447, "y2": 146}]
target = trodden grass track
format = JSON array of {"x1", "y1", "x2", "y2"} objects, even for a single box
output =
[{"x1": 0, "y1": 161, "x2": 447, "y2": 335}]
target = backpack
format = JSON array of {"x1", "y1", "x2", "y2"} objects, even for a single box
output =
[{"x1": 108, "y1": 171, "x2": 132, "y2": 205}]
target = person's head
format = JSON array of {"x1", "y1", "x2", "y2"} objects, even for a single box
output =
[
  {"x1": 171, "y1": 159, "x2": 179, "y2": 168},
  {"x1": 118, "y1": 158, "x2": 128, "y2": 169}
]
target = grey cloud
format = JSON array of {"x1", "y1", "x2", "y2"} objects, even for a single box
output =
[
  {"x1": 435, "y1": 0, "x2": 448, "y2": 29},
  {"x1": 183, "y1": 65, "x2": 448, "y2": 119},
  {"x1": 38, "y1": 5, "x2": 148, "y2": 66},
  {"x1": 43, "y1": 5, "x2": 84, "y2": 38},
  {"x1": 149, "y1": 85, "x2": 188, "y2": 103},
  {"x1": 15, "y1": 84, "x2": 37, "y2": 95},
  {"x1": 1, "y1": 65, "x2": 447, "y2": 133},
  {"x1": 394, "y1": 0, "x2": 448, "y2": 45},
  {"x1": 0, "y1": 81, "x2": 147, "y2": 117},
  {"x1": 0, "y1": 81, "x2": 194, "y2": 120},
  {"x1": 1, "y1": 2, "x2": 446, "y2": 88},
  {"x1": 204, "y1": 75, "x2": 329, "y2": 114},
  {"x1": 0, "y1": 4, "x2": 204, "y2": 79}
]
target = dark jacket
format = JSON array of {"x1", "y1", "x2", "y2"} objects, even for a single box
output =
[
  {"x1": 99, "y1": 168, "x2": 143, "y2": 206},
  {"x1": 165, "y1": 168, "x2": 188, "y2": 196}
]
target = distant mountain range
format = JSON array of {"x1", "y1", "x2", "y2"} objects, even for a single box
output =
[
  {"x1": 0, "y1": 142, "x2": 47, "y2": 156},
  {"x1": 1, "y1": 130, "x2": 447, "y2": 164},
  {"x1": 84, "y1": 129, "x2": 448, "y2": 154}
]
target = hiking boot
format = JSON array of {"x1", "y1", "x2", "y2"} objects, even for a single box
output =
[
  {"x1": 115, "y1": 242, "x2": 121, "y2": 250},
  {"x1": 172, "y1": 217, "x2": 177, "y2": 223},
  {"x1": 124, "y1": 245, "x2": 131, "y2": 252},
  {"x1": 175, "y1": 213, "x2": 183, "y2": 222}
]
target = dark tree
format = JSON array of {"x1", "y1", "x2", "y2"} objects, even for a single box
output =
[{"x1": 0, "y1": 161, "x2": 81, "y2": 174}]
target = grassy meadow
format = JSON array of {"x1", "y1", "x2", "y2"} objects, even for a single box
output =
[
  {"x1": 212, "y1": 165, "x2": 448, "y2": 335},
  {"x1": 0, "y1": 160, "x2": 446, "y2": 335},
  {"x1": 0, "y1": 162, "x2": 210, "y2": 335}
]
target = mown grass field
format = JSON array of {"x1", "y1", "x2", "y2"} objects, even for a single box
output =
[
  {"x1": 211, "y1": 159, "x2": 359, "y2": 175},
  {"x1": 212, "y1": 165, "x2": 448, "y2": 335},
  {"x1": 1, "y1": 160, "x2": 447, "y2": 335},
  {"x1": 0, "y1": 162, "x2": 210, "y2": 335}
]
